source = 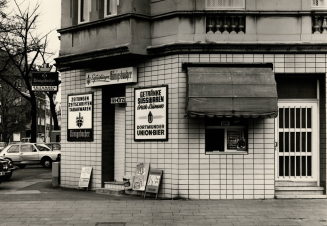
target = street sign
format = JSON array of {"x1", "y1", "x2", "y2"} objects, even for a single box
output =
[{"x1": 32, "y1": 72, "x2": 59, "y2": 92}]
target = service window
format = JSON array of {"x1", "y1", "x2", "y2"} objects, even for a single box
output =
[
  {"x1": 7, "y1": 145, "x2": 19, "y2": 153},
  {"x1": 206, "y1": 122, "x2": 247, "y2": 154}
]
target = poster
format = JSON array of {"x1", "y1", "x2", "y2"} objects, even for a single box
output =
[
  {"x1": 134, "y1": 85, "x2": 168, "y2": 141},
  {"x1": 67, "y1": 93, "x2": 93, "y2": 141},
  {"x1": 145, "y1": 169, "x2": 163, "y2": 195},
  {"x1": 78, "y1": 167, "x2": 92, "y2": 188},
  {"x1": 132, "y1": 162, "x2": 149, "y2": 191},
  {"x1": 227, "y1": 130, "x2": 241, "y2": 150}
]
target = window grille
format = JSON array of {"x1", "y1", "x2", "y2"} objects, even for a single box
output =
[
  {"x1": 312, "y1": 0, "x2": 327, "y2": 9},
  {"x1": 206, "y1": 0, "x2": 245, "y2": 10}
]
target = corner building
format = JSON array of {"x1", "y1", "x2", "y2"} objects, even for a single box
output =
[{"x1": 57, "y1": 0, "x2": 327, "y2": 199}]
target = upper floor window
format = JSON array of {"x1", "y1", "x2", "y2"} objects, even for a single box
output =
[
  {"x1": 104, "y1": 0, "x2": 118, "y2": 17},
  {"x1": 78, "y1": 0, "x2": 91, "y2": 23},
  {"x1": 206, "y1": 0, "x2": 245, "y2": 10},
  {"x1": 312, "y1": 0, "x2": 327, "y2": 9}
]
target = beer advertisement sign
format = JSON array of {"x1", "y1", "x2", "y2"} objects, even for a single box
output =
[
  {"x1": 134, "y1": 85, "x2": 168, "y2": 141},
  {"x1": 67, "y1": 93, "x2": 93, "y2": 142},
  {"x1": 86, "y1": 67, "x2": 137, "y2": 87}
]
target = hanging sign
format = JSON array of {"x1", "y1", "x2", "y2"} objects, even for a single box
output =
[
  {"x1": 67, "y1": 93, "x2": 93, "y2": 142},
  {"x1": 86, "y1": 67, "x2": 137, "y2": 87},
  {"x1": 78, "y1": 166, "x2": 93, "y2": 188},
  {"x1": 32, "y1": 72, "x2": 59, "y2": 91},
  {"x1": 132, "y1": 162, "x2": 149, "y2": 191},
  {"x1": 134, "y1": 85, "x2": 168, "y2": 141}
]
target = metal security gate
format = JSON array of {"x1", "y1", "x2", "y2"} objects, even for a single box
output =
[{"x1": 276, "y1": 101, "x2": 319, "y2": 181}]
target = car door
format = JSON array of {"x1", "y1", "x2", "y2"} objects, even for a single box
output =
[
  {"x1": 20, "y1": 144, "x2": 39, "y2": 164},
  {"x1": 2, "y1": 144, "x2": 21, "y2": 163}
]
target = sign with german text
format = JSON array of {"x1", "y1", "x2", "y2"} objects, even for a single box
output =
[
  {"x1": 86, "y1": 67, "x2": 137, "y2": 87},
  {"x1": 145, "y1": 168, "x2": 163, "y2": 199},
  {"x1": 132, "y1": 162, "x2": 149, "y2": 191},
  {"x1": 78, "y1": 166, "x2": 92, "y2": 188},
  {"x1": 32, "y1": 72, "x2": 59, "y2": 91},
  {"x1": 111, "y1": 97, "x2": 126, "y2": 104},
  {"x1": 67, "y1": 93, "x2": 93, "y2": 142},
  {"x1": 134, "y1": 85, "x2": 168, "y2": 141}
]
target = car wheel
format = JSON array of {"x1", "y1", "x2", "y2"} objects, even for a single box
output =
[
  {"x1": 18, "y1": 164, "x2": 26, "y2": 169},
  {"x1": 4, "y1": 172, "x2": 12, "y2": 181},
  {"x1": 42, "y1": 158, "x2": 52, "y2": 168}
]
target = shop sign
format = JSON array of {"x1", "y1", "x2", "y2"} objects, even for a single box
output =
[
  {"x1": 32, "y1": 72, "x2": 58, "y2": 91},
  {"x1": 132, "y1": 162, "x2": 149, "y2": 191},
  {"x1": 67, "y1": 93, "x2": 93, "y2": 142},
  {"x1": 134, "y1": 85, "x2": 168, "y2": 141},
  {"x1": 86, "y1": 67, "x2": 137, "y2": 87},
  {"x1": 78, "y1": 166, "x2": 92, "y2": 188},
  {"x1": 111, "y1": 97, "x2": 126, "y2": 104},
  {"x1": 144, "y1": 168, "x2": 163, "y2": 199}
]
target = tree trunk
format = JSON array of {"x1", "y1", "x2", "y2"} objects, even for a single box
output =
[
  {"x1": 30, "y1": 94, "x2": 37, "y2": 143},
  {"x1": 47, "y1": 92, "x2": 59, "y2": 130}
]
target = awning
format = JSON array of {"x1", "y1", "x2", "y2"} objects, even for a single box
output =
[{"x1": 186, "y1": 65, "x2": 278, "y2": 118}]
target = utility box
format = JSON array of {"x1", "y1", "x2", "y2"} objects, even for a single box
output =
[{"x1": 52, "y1": 162, "x2": 60, "y2": 187}]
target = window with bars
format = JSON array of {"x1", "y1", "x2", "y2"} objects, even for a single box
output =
[
  {"x1": 104, "y1": 0, "x2": 118, "y2": 17},
  {"x1": 312, "y1": 0, "x2": 327, "y2": 9},
  {"x1": 206, "y1": 0, "x2": 245, "y2": 10}
]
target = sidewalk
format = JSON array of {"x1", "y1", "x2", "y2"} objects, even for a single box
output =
[{"x1": 0, "y1": 187, "x2": 326, "y2": 226}]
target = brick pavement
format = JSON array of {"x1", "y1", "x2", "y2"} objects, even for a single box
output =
[{"x1": 0, "y1": 197, "x2": 326, "y2": 226}]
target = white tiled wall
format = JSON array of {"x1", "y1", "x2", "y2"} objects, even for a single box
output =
[
  {"x1": 60, "y1": 54, "x2": 327, "y2": 199},
  {"x1": 60, "y1": 69, "x2": 102, "y2": 189}
]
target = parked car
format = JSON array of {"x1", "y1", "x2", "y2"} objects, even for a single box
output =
[
  {"x1": 0, "y1": 143, "x2": 61, "y2": 168},
  {"x1": 45, "y1": 143, "x2": 61, "y2": 151},
  {"x1": 0, "y1": 157, "x2": 15, "y2": 182},
  {"x1": 0, "y1": 142, "x2": 6, "y2": 152}
]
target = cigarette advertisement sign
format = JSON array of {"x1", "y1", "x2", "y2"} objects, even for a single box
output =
[
  {"x1": 67, "y1": 93, "x2": 93, "y2": 142},
  {"x1": 32, "y1": 71, "x2": 59, "y2": 91},
  {"x1": 86, "y1": 67, "x2": 137, "y2": 87},
  {"x1": 134, "y1": 85, "x2": 168, "y2": 141}
]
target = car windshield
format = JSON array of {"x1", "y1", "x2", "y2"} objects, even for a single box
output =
[{"x1": 36, "y1": 144, "x2": 51, "y2": 152}]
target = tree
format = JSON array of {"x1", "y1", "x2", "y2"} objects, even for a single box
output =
[
  {"x1": 0, "y1": 0, "x2": 55, "y2": 142},
  {"x1": 0, "y1": 78, "x2": 29, "y2": 142}
]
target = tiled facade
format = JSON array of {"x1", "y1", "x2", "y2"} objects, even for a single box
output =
[{"x1": 60, "y1": 53, "x2": 327, "y2": 199}]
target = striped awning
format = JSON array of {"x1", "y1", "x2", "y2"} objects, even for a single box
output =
[{"x1": 186, "y1": 65, "x2": 278, "y2": 118}]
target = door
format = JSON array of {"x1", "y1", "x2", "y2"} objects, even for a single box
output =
[
  {"x1": 276, "y1": 101, "x2": 319, "y2": 181},
  {"x1": 3, "y1": 144, "x2": 21, "y2": 163},
  {"x1": 20, "y1": 144, "x2": 39, "y2": 164}
]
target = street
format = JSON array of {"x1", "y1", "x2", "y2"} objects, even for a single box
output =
[{"x1": 0, "y1": 166, "x2": 326, "y2": 225}]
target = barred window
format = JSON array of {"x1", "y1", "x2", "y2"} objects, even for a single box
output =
[{"x1": 206, "y1": 0, "x2": 245, "y2": 10}]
